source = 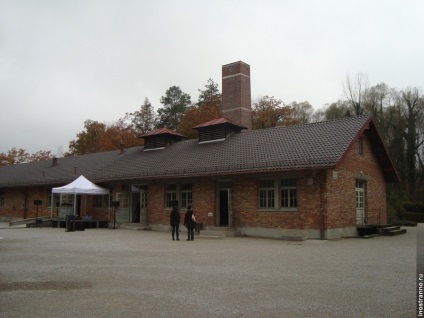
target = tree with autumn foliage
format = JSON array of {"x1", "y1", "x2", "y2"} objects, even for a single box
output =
[
  {"x1": 252, "y1": 96, "x2": 299, "y2": 129},
  {"x1": 65, "y1": 119, "x2": 143, "y2": 156},
  {"x1": 0, "y1": 148, "x2": 53, "y2": 166},
  {"x1": 177, "y1": 79, "x2": 222, "y2": 138}
]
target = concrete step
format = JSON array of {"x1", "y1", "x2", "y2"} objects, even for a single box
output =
[
  {"x1": 201, "y1": 227, "x2": 241, "y2": 237},
  {"x1": 196, "y1": 233, "x2": 225, "y2": 240},
  {"x1": 384, "y1": 229, "x2": 407, "y2": 236},
  {"x1": 378, "y1": 225, "x2": 408, "y2": 236},
  {"x1": 378, "y1": 226, "x2": 400, "y2": 235},
  {"x1": 361, "y1": 234, "x2": 380, "y2": 239},
  {"x1": 9, "y1": 217, "x2": 51, "y2": 227}
]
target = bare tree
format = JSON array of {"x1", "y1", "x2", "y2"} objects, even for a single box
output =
[
  {"x1": 401, "y1": 87, "x2": 424, "y2": 196},
  {"x1": 343, "y1": 73, "x2": 369, "y2": 115}
]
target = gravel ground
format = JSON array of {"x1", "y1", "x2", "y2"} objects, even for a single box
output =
[{"x1": 0, "y1": 223, "x2": 417, "y2": 318}]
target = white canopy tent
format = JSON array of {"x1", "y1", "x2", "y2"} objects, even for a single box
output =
[{"x1": 51, "y1": 175, "x2": 110, "y2": 217}]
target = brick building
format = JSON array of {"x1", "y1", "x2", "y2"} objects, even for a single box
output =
[{"x1": 0, "y1": 61, "x2": 399, "y2": 239}]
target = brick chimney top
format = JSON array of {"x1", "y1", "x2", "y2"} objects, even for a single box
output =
[{"x1": 222, "y1": 61, "x2": 252, "y2": 130}]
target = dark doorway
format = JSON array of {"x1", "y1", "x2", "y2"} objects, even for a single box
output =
[
  {"x1": 219, "y1": 190, "x2": 229, "y2": 226},
  {"x1": 76, "y1": 195, "x2": 81, "y2": 216},
  {"x1": 132, "y1": 193, "x2": 141, "y2": 223}
]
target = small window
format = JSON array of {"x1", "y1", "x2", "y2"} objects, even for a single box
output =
[
  {"x1": 181, "y1": 183, "x2": 192, "y2": 208},
  {"x1": 164, "y1": 183, "x2": 193, "y2": 209},
  {"x1": 165, "y1": 184, "x2": 177, "y2": 208},
  {"x1": 280, "y1": 178, "x2": 297, "y2": 208},
  {"x1": 93, "y1": 195, "x2": 108, "y2": 208},
  {"x1": 357, "y1": 137, "x2": 363, "y2": 155},
  {"x1": 259, "y1": 179, "x2": 275, "y2": 209},
  {"x1": 0, "y1": 192, "x2": 5, "y2": 208},
  {"x1": 61, "y1": 194, "x2": 73, "y2": 205}
]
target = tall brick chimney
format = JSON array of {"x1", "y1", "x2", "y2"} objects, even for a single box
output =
[{"x1": 222, "y1": 61, "x2": 252, "y2": 130}]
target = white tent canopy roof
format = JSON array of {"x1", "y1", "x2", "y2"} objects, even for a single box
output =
[{"x1": 52, "y1": 175, "x2": 109, "y2": 195}]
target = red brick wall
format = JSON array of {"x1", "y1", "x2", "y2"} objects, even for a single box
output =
[
  {"x1": 0, "y1": 186, "x2": 110, "y2": 220},
  {"x1": 146, "y1": 178, "x2": 217, "y2": 226},
  {"x1": 326, "y1": 134, "x2": 387, "y2": 228},
  {"x1": 192, "y1": 177, "x2": 216, "y2": 226},
  {"x1": 232, "y1": 172, "x2": 326, "y2": 230},
  {"x1": 146, "y1": 181, "x2": 166, "y2": 224},
  {"x1": 0, "y1": 187, "x2": 51, "y2": 219}
]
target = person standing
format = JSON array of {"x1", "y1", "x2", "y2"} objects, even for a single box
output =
[
  {"x1": 184, "y1": 205, "x2": 196, "y2": 241},
  {"x1": 170, "y1": 202, "x2": 180, "y2": 241}
]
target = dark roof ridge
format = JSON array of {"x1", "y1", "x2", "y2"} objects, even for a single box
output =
[{"x1": 238, "y1": 114, "x2": 371, "y2": 135}]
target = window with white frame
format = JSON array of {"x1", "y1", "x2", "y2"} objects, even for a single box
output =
[
  {"x1": 46, "y1": 193, "x2": 60, "y2": 208},
  {"x1": 165, "y1": 184, "x2": 177, "y2": 208},
  {"x1": 181, "y1": 183, "x2": 193, "y2": 208},
  {"x1": 116, "y1": 193, "x2": 129, "y2": 208},
  {"x1": 259, "y1": 179, "x2": 275, "y2": 209},
  {"x1": 280, "y1": 178, "x2": 297, "y2": 208},
  {"x1": 61, "y1": 194, "x2": 73, "y2": 205},
  {"x1": 357, "y1": 137, "x2": 363, "y2": 155},
  {"x1": 165, "y1": 183, "x2": 193, "y2": 209},
  {"x1": 93, "y1": 195, "x2": 108, "y2": 208}
]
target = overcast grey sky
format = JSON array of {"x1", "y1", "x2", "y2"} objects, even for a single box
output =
[{"x1": 1, "y1": 0, "x2": 423, "y2": 156}]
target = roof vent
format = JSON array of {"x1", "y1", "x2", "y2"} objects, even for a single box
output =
[
  {"x1": 138, "y1": 128, "x2": 186, "y2": 150},
  {"x1": 193, "y1": 118, "x2": 247, "y2": 143},
  {"x1": 50, "y1": 157, "x2": 58, "y2": 167}
]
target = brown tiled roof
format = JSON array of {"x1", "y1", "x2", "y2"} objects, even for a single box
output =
[
  {"x1": 193, "y1": 117, "x2": 247, "y2": 130},
  {"x1": 138, "y1": 128, "x2": 186, "y2": 138},
  {"x1": 0, "y1": 115, "x2": 399, "y2": 187}
]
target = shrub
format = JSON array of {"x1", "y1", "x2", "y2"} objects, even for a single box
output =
[
  {"x1": 403, "y1": 212, "x2": 424, "y2": 223},
  {"x1": 416, "y1": 202, "x2": 424, "y2": 213},
  {"x1": 402, "y1": 202, "x2": 416, "y2": 212}
]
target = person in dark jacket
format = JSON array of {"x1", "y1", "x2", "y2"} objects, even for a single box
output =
[
  {"x1": 170, "y1": 202, "x2": 180, "y2": 241},
  {"x1": 183, "y1": 206, "x2": 196, "y2": 241}
]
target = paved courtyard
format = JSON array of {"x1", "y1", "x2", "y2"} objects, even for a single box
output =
[{"x1": 0, "y1": 222, "x2": 417, "y2": 318}]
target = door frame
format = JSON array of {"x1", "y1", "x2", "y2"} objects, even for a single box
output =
[
  {"x1": 217, "y1": 180, "x2": 232, "y2": 227},
  {"x1": 356, "y1": 180, "x2": 366, "y2": 225}
]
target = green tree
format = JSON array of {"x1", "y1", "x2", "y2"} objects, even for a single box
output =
[
  {"x1": 129, "y1": 97, "x2": 157, "y2": 135},
  {"x1": 323, "y1": 100, "x2": 351, "y2": 120},
  {"x1": 198, "y1": 78, "x2": 222, "y2": 109},
  {"x1": 289, "y1": 101, "x2": 314, "y2": 124},
  {"x1": 157, "y1": 86, "x2": 191, "y2": 130}
]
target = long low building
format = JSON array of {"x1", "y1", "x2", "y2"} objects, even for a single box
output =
[{"x1": 0, "y1": 61, "x2": 399, "y2": 239}]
